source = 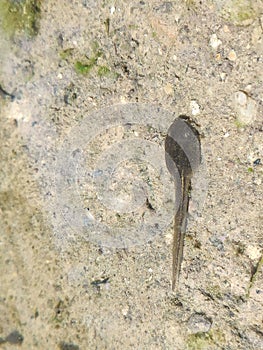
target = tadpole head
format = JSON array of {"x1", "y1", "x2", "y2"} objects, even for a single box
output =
[{"x1": 165, "y1": 116, "x2": 201, "y2": 179}]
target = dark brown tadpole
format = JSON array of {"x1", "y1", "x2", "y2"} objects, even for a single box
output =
[{"x1": 165, "y1": 116, "x2": 201, "y2": 290}]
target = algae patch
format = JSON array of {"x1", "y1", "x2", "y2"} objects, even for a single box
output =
[
  {"x1": 186, "y1": 329, "x2": 226, "y2": 350},
  {"x1": 74, "y1": 61, "x2": 94, "y2": 75},
  {"x1": 74, "y1": 49, "x2": 102, "y2": 75},
  {"x1": 219, "y1": 0, "x2": 257, "y2": 26},
  {"x1": 71, "y1": 48, "x2": 117, "y2": 78},
  {"x1": 97, "y1": 65, "x2": 111, "y2": 77},
  {"x1": 0, "y1": 0, "x2": 41, "y2": 37}
]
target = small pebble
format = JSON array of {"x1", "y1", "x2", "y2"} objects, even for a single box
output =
[
  {"x1": 190, "y1": 100, "x2": 200, "y2": 116},
  {"x1": 121, "y1": 305, "x2": 129, "y2": 316},
  {"x1": 246, "y1": 245, "x2": 262, "y2": 260},
  {"x1": 209, "y1": 236, "x2": 224, "y2": 251},
  {"x1": 164, "y1": 83, "x2": 174, "y2": 96},
  {"x1": 187, "y1": 313, "x2": 212, "y2": 334},
  {"x1": 5, "y1": 331, "x2": 23, "y2": 345},
  {"x1": 209, "y1": 34, "x2": 222, "y2": 50},
  {"x1": 233, "y1": 91, "x2": 258, "y2": 125},
  {"x1": 254, "y1": 177, "x2": 261, "y2": 186},
  {"x1": 223, "y1": 25, "x2": 230, "y2": 33},
  {"x1": 228, "y1": 49, "x2": 237, "y2": 61},
  {"x1": 245, "y1": 84, "x2": 252, "y2": 93},
  {"x1": 235, "y1": 91, "x2": 247, "y2": 106}
]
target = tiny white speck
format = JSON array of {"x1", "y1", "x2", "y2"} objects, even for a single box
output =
[
  {"x1": 209, "y1": 34, "x2": 222, "y2": 50},
  {"x1": 190, "y1": 100, "x2": 200, "y2": 116}
]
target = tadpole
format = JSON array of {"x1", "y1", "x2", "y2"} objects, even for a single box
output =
[{"x1": 165, "y1": 116, "x2": 201, "y2": 290}]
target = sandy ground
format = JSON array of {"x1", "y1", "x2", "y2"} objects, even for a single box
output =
[{"x1": 0, "y1": 1, "x2": 262, "y2": 349}]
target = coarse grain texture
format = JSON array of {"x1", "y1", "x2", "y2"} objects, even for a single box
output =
[{"x1": 0, "y1": 0, "x2": 262, "y2": 349}]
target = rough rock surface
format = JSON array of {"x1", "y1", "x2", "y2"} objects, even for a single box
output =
[{"x1": 0, "y1": 1, "x2": 262, "y2": 349}]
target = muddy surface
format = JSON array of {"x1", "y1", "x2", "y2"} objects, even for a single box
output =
[{"x1": 0, "y1": 1, "x2": 262, "y2": 349}]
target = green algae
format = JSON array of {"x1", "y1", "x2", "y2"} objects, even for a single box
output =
[
  {"x1": 186, "y1": 329, "x2": 226, "y2": 350},
  {"x1": 220, "y1": 0, "x2": 257, "y2": 26},
  {"x1": 0, "y1": 0, "x2": 41, "y2": 37}
]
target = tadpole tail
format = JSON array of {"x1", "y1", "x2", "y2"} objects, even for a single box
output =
[{"x1": 172, "y1": 174, "x2": 191, "y2": 290}]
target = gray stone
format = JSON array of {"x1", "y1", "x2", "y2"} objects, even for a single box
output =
[
  {"x1": 187, "y1": 313, "x2": 212, "y2": 334},
  {"x1": 233, "y1": 91, "x2": 258, "y2": 125}
]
